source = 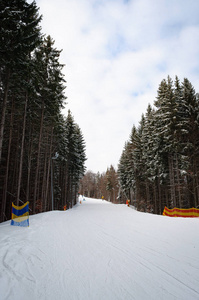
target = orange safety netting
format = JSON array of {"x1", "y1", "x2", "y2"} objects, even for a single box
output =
[{"x1": 163, "y1": 206, "x2": 199, "y2": 218}]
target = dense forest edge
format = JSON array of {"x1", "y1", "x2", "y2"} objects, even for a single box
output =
[
  {"x1": 80, "y1": 76, "x2": 199, "y2": 215},
  {"x1": 0, "y1": 0, "x2": 86, "y2": 222},
  {"x1": 118, "y1": 76, "x2": 199, "y2": 214}
]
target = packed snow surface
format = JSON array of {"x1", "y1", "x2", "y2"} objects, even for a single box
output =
[{"x1": 1, "y1": 197, "x2": 199, "y2": 300}]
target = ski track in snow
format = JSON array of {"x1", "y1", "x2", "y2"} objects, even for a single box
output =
[{"x1": 0, "y1": 197, "x2": 199, "y2": 300}]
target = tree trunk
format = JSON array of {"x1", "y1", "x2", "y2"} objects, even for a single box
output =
[
  {"x1": 26, "y1": 129, "x2": 33, "y2": 203},
  {"x1": 169, "y1": 154, "x2": 176, "y2": 207},
  {"x1": 175, "y1": 153, "x2": 182, "y2": 208},
  {"x1": 33, "y1": 102, "x2": 44, "y2": 214},
  {"x1": 44, "y1": 127, "x2": 53, "y2": 212},
  {"x1": 157, "y1": 175, "x2": 162, "y2": 214},
  {"x1": 145, "y1": 182, "x2": 150, "y2": 212},
  {"x1": 16, "y1": 93, "x2": 28, "y2": 205},
  {"x1": 0, "y1": 69, "x2": 10, "y2": 162},
  {"x1": 153, "y1": 184, "x2": 157, "y2": 214},
  {"x1": 1, "y1": 99, "x2": 14, "y2": 222},
  {"x1": 41, "y1": 143, "x2": 48, "y2": 212},
  {"x1": 193, "y1": 156, "x2": 199, "y2": 207}
]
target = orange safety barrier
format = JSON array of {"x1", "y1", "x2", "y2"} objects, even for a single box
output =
[{"x1": 163, "y1": 206, "x2": 199, "y2": 218}]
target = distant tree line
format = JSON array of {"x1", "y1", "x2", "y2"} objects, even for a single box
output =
[
  {"x1": 118, "y1": 76, "x2": 199, "y2": 214},
  {"x1": 0, "y1": 0, "x2": 86, "y2": 222},
  {"x1": 79, "y1": 165, "x2": 123, "y2": 203}
]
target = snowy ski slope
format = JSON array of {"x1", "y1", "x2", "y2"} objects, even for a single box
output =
[{"x1": 0, "y1": 197, "x2": 199, "y2": 300}]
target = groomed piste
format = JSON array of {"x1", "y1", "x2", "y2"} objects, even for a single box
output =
[{"x1": 0, "y1": 197, "x2": 199, "y2": 300}]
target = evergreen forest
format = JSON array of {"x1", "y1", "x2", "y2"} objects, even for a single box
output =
[
  {"x1": 0, "y1": 0, "x2": 86, "y2": 222},
  {"x1": 118, "y1": 76, "x2": 199, "y2": 214}
]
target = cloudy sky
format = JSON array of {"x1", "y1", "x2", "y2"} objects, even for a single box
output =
[{"x1": 36, "y1": 0, "x2": 199, "y2": 173}]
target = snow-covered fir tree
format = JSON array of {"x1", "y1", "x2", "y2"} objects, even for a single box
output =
[{"x1": 118, "y1": 76, "x2": 199, "y2": 214}]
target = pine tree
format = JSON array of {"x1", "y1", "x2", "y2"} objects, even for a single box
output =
[
  {"x1": 0, "y1": 0, "x2": 42, "y2": 162},
  {"x1": 0, "y1": 0, "x2": 42, "y2": 221},
  {"x1": 118, "y1": 142, "x2": 131, "y2": 199},
  {"x1": 118, "y1": 76, "x2": 199, "y2": 214},
  {"x1": 63, "y1": 110, "x2": 86, "y2": 207},
  {"x1": 106, "y1": 165, "x2": 118, "y2": 202},
  {"x1": 181, "y1": 78, "x2": 199, "y2": 207},
  {"x1": 30, "y1": 35, "x2": 66, "y2": 213}
]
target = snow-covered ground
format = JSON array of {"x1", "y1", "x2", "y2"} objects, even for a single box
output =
[{"x1": 1, "y1": 197, "x2": 199, "y2": 300}]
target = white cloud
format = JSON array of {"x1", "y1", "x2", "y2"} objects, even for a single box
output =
[{"x1": 36, "y1": 0, "x2": 199, "y2": 173}]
